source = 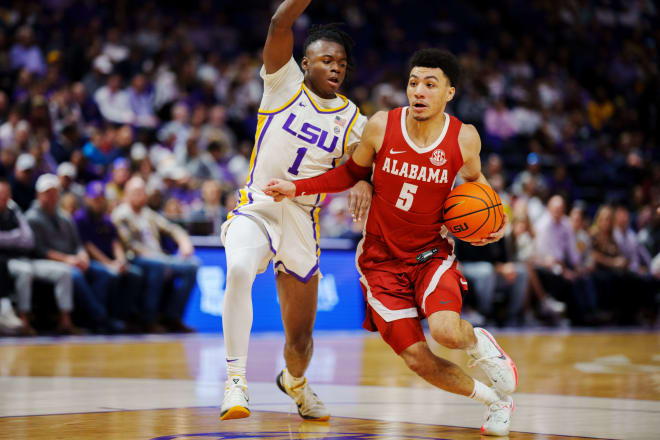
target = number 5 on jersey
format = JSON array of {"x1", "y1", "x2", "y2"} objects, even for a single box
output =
[{"x1": 395, "y1": 182, "x2": 418, "y2": 211}]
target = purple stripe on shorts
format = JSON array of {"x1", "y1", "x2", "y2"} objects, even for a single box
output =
[
  {"x1": 230, "y1": 211, "x2": 277, "y2": 255},
  {"x1": 273, "y1": 260, "x2": 319, "y2": 283}
]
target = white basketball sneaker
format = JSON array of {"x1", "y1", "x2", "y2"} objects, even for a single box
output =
[
  {"x1": 467, "y1": 328, "x2": 518, "y2": 395},
  {"x1": 481, "y1": 394, "x2": 514, "y2": 436},
  {"x1": 276, "y1": 369, "x2": 330, "y2": 421},
  {"x1": 220, "y1": 375, "x2": 250, "y2": 420}
]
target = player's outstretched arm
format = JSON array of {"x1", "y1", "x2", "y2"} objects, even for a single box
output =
[
  {"x1": 263, "y1": 0, "x2": 312, "y2": 74},
  {"x1": 457, "y1": 123, "x2": 508, "y2": 246},
  {"x1": 264, "y1": 112, "x2": 386, "y2": 201}
]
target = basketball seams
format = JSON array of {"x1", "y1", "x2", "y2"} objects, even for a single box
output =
[
  {"x1": 470, "y1": 182, "x2": 499, "y2": 234},
  {"x1": 459, "y1": 204, "x2": 490, "y2": 240},
  {"x1": 443, "y1": 203, "x2": 503, "y2": 222},
  {"x1": 442, "y1": 182, "x2": 503, "y2": 242}
]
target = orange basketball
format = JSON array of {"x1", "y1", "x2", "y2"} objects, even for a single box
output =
[{"x1": 442, "y1": 182, "x2": 504, "y2": 242}]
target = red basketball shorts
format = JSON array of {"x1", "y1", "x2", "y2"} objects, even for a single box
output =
[{"x1": 357, "y1": 240, "x2": 467, "y2": 355}]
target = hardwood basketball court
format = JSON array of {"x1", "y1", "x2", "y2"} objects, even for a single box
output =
[{"x1": 1, "y1": 330, "x2": 659, "y2": 439}]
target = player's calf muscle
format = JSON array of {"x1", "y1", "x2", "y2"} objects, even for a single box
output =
[{"x1": 400, "y1": 343, "x2": 473, "y2": 395}]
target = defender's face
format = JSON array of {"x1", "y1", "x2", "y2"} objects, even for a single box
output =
[
  {"x1": 302, "y1": 40, "x2": 347, "y2": 99},
  {"x1": 407, "y1": 67, "x2": 455, "y2": 121}
]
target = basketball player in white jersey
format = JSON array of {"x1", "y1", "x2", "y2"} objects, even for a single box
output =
[{"x1": 219, "y1": 0, "x2": 369, "y2": 421}]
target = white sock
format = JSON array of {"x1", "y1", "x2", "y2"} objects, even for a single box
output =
[
  {"x1": 283, "y1": 368, "x2": 305, "y2": 388},
  {"x1": 226, "y1": 356, "x2": 247, "y2": 378},
  {"x1": 469, "y1": 379, "x2": 500, "y2": 406}
]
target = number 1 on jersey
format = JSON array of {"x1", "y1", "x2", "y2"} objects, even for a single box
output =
[
  {"x1": 287, "y1": 147, "x2": 307, "y2": 176},
  {"x1": 395, "y1": 182, "x2": 418, "y2": 211}
]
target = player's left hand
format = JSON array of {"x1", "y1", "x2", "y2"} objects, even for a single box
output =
[
  {"x1": 348, "y1": 180, "x2": 373, "y2": 221},
  {"x1": 263, "y1": 179, "x2": 296, "y2": 201},
  {"x1": 472, "y1": 213, "x2": 508, "y2": 246}
]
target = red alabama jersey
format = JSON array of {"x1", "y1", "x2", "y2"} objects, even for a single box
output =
[{"x1": 364, "y1": 107, "x2": 464, "y2": 261}]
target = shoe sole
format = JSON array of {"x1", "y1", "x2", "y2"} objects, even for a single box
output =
[
  {"x1": 276, "y1": 371, "x2": 330, "y2": 422},
  {"x1": 478, "y1": 328, "x2": 518, "y2": 394},
  {"x1": 220, "y1": 406, "x2": 250, "y2": 420}
]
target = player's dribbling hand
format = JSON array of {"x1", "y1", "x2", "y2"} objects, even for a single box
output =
[
  {"x1": 263, "y1": 179, "x2": 296, "y2": 201},
  {"x1": 472, "y1": 213, "x2": 508, "y2": 246},
  {"x1": 348, "y1": 180, "x2": 373, "y2": 221}
]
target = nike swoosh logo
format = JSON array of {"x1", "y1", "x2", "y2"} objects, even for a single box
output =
[
  {"x1": 227, "y1": 359, "x2": 238, "y2": 363},
  {"x1": 389, "y1": 149, "x2": 406, "y2": 154},
  {"x1": 444, "y1": 201, "x2": 464, "y2": 213},
  {"x1": 439, "y1": 300, "x2": 452, "y2": 304},
  {"x1": 460, "y1": 280, "x2": 468, "y2": 286}
]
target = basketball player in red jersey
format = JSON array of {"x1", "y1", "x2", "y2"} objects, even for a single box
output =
[{"x1": 265, "y1": 49, "x2": 517, "y2": 435}]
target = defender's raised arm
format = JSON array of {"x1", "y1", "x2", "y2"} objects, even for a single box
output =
[{"x1": 263, "y1": 0, "x2": 312, "y2": 74}]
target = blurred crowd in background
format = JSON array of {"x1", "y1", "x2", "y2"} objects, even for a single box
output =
[{"x1": 0, "y1": 0, "x2": 658, "y2": 334}]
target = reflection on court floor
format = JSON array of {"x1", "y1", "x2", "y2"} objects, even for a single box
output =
[{"x1": 0, "y1": 331, "x2": 658, "y2": 439}]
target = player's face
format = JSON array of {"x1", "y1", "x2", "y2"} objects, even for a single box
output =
[
  {"x1": 302, "y1": 40, "x2": 347, "y2": 99},
  {"x1": 407, "y1": 67, "x2": 455, "y2": 121}
]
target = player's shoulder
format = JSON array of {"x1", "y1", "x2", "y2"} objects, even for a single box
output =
[
  {"x1": 367, "y1": 110, "x2": 389, "y2": 130},
  {"x1": 260, "y1": 56, "x2": 303, "y2": 90},
  {"x1": 458, "y1": 122, "x2": 480, "y2": 147}
]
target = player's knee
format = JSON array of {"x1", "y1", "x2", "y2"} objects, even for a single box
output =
[
  {"x1": 430, "y1": 326, "x2": 463, "y2": 349},
  {"x1": 225, "y1": 260, "x2": 256, "y2": 287},
  {"x1": 400, "y1": 345, "x2": 431, "y2": 377}
]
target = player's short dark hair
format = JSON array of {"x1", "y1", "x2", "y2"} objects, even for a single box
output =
[
  {"x1": 408, "y1": 48, "x2": 460, "y2": 87},
  {"x1": 303, "y1": 23, "x2": 355, "y2": 73}
]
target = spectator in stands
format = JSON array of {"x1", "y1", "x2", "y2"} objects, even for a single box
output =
[
  {"x1": 0, "y1": 270, "x2": 23, "y2": 335},
  {"x1": 26, "y1": 174, "x2": 122, "y2": 333},
  {"x1": 454, "y1": 235, "x2": 528, "y2": 327},
  {"x1": 75, "y1": 181, "x2": 144, "y2": 329},
  {"x1": 512, "y1": 152, "x2": 548, "y2": 200},
  {"x1": 158, "y1": 102, "x2": 190, "y2": 158},
  {"x1": 181, "y1": 131, "x2": 219, "y2": 183},
  {"x1": 200, "y1": 105, "x2": 235, "y2": 153},
  {"x1": 82, "y1": 128, "x2": 113, "y2": 167},
  {"x1": 94, "y1": 73, "x2": 134, "y2": 125},
  {"x1": 535, "y1": 195, "x2": 598, "y2": 325},
  {"x1": 112, "y1": 176, "x2": 199, "y2": 333},
  {"x1": 0, "y1": 108, "x2": 21, "y2": 149},
  {"x1": 105, "y1": 157, "x2": 131, "y2": 208},
  {"x1": 0, "y1": 147, "x2": 17, "y2": 179},
  {"x1": 10, "y1": 153, "x2": 37, "y2": 212},
  {"x1": 57, "y1": 161, "x2": 84, "y2": 206},
  {"x1": 70, "y1": 82, "x2": 102, "y2": 128},
  {"x1": 483, "y1": 99, "x2": 516, "y2": 148},
  {"x1": 0, "y1": 178, "x2": 75, "y2": 335},
  {"x1": 569, "y1": 203, "x2": 592, "y2": 269},
  {"x1": 10, "y1": 26, "x2": 46, "y2": 76},
  {"x1": 59, "y1": 192, "x2": 78, "y2": 216},
  {"x1": 509, "y1": 211, "x2": 565, "y2": 324},
  {"x1": 128, "y1": 73, "x2": 158, "y2": 129},
  {"x1": 188, "y1": 180, "x2": 225, "y2": 235},
  {"x1": 613, "y1": 205, "x2": 652, "y2": 274},
  {"x1": 612, "y1": 205, "x2": 659, "y2": 323}
]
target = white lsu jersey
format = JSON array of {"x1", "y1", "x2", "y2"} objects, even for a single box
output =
[
  {"x1": 245, "y1": 56, "x2": 366, "y2": 207},
  {"x1": 222, "y1": 57, "x2": 366, "y2": 281}
]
